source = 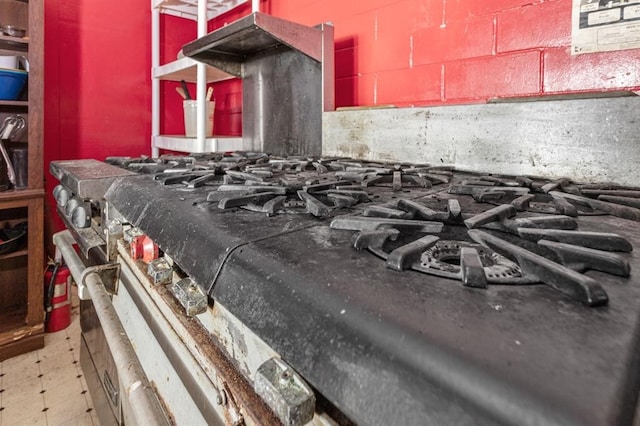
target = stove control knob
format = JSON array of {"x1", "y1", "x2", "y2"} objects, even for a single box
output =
[
  {"x1": 53, "y1": 185, "x2": 70, "y2": 207},
  {"x1": 71, "y1": 204, "x2": 90, "y2": 228},
  {"x1": 64, "y1": 197, "x2": 80, "y2": 217},
  {"x1": 130, "y1": 235, "x2": 159, "y2": 263}
]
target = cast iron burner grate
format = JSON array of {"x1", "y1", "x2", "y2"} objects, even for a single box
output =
[
  {"x1": 331, "y1": 194, "x2": 633, "y2": 307},
  {"x1": 109, "y1": 153, "x2": 454, "y2": 217},
  {"x1": 104, "y1": 153, "x2": 640, "y2": 307}
]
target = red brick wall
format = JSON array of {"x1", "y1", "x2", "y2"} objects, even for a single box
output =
[
  {"x1": 256, "y1": 0, "x2": 640, "y2": 107},
  {"x1": 195, "y1": 0, "x2": 640, "y2": 132}
]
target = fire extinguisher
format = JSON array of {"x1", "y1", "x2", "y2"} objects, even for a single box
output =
[{"x1": 44, "y1": 261, "x2": 72, "y2": 333}]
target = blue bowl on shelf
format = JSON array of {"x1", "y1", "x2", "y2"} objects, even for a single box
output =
[{"x1": 0, "y1": 68, "x2": 27, "y2": 100}]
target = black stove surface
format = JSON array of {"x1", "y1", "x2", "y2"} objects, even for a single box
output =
[{"x1": 104, "y1": 153, "x2": 640, "y2": 426}]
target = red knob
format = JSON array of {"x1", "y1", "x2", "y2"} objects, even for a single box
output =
[{"x1": 130, "y1": 235, "x2": 158, "y2": 262}]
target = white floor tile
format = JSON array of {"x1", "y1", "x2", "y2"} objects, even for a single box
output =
[
  {"x1": 2, "y1": 376, "x2": 43, "y2": 409},
  {"x1": 45, "y1": 394, "x2": 91, "y2": 426},
  {"x1": 0, "y1": 309, "x2": 95, "y2": 426},
  {"x1": 1, "y1": 349, "x2": 37, "y2": 369},
  {"x1": 56, "y1": 411, "x2": 94, "y2": 426},
  {"x1": 2, "y1": 404, "x2": 47, "y2": 426},
  {"x1": 42, "y1": 372, "x2": 84, "y2": 408}
]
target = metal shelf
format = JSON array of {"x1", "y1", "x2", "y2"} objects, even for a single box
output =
[
  {"x1": 153, "y1": 135, "x2": 242, "y2": 153},
  {"x1": 153, "y1": 57, "x2": 233, "y2": 82},
  {"x1": 152, "y1": 0, "x2": 253, "y2": 157},
  {"x1": 153, "y1": 0, "x2": 248, "y2": 21}
]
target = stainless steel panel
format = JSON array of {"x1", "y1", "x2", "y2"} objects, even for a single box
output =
[
  {"x1": 320, "y1": 23, "x2": 335, "y2": 113},
  {"x1": 81, "y1": 300, "x2": 122, "y2": 425},
  {"x1": 80, "y1": 337, "x2": 119, "y2": 426},
  {"x1": 49, "y1": 159, "x2": 137, "y2": 200},
  {"x1": 117, "y1": 260, "x2": 224, "y2": 425},
  {"x1": 55, "y1": 206, "x2": 105, "y2": 258},
  {"x1": 184, "y1": 12, "x2": 334, "y2": 157},
  {"x1": 323, "y1": 96, "x2": 640, "y2": 185},
  {"x1": 243, "y1": 48, "x2": 323, "y2": 156},
  {"x1": 183, "y1": 12, "x2": 325, "y2": 75}
]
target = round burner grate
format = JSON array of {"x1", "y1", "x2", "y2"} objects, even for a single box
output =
[{"x1": 413, "y1": 240, "x2": 524, "y2": 284}]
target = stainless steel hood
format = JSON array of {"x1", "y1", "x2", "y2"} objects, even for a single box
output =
[{"x1": 183, "y1": 12, "x2": 334, "y2": 157}]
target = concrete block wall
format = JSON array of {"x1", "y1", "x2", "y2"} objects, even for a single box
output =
[{"x1": 206, "y1": 0, "x2": 640, "y2": 127}]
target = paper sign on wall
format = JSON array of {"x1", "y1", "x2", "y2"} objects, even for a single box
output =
[{"x1": 572, "y1": 0, "x2": 640, "y2": 54}]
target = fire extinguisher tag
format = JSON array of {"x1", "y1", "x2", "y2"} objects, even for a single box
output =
[{"x1": 53, "y1": 282, "x2": 66, "y2": 298}]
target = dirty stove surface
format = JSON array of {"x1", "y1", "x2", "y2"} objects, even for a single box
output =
[{"x1": 104, "y1": 153, "x2": 640, "y2": 426}]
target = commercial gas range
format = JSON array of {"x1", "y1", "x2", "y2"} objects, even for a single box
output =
[{"x1": 50, "y1": 152, "x2": 640, "y2": 425}]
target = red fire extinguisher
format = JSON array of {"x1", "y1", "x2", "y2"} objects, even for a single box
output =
[{"x1": 44, "y1": 261, "x2": 72, "y2": 333}]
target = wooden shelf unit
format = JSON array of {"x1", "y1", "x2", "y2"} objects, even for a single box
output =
[{"x1": 0, "y1": 0, "x2": 45, "y2": 361}]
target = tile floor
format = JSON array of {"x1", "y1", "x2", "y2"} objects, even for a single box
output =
[{"x1": 0, "y1": 292, "x2": 98, "y2": 426}]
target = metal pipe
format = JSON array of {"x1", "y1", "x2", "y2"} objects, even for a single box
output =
[
  {"x1": 53, "y1": 230, "x2": 170, "y2": 426},
  {"x1": 53, "y1": 230, "x2": 89, "y2": 289},
  {"x1": 196, "y1": 0, "x2": 208, "y2": 152},
  {"x1": 151, "y1": 5, "x2": 160, "y2": 157}
]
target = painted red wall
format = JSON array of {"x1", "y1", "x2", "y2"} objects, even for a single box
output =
[{"x1": 43, "y1": 1, "x2": 153, "y2": 250}]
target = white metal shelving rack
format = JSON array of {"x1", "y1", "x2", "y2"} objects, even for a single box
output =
[{"x1": 151, "y1": 0, "x2": 259, "y2": 156}]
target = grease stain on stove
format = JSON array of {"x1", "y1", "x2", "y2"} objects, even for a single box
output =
[
  {"x1": 226, "y1": 320, "x2": 249, "y2": 361},
  {"x1": 308, "y1": 226, "x2": 335, "y2": 249}
]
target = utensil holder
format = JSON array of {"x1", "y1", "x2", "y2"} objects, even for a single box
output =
[{"x1": 183, "y1": 100, "x2": 214, "y2": 137}]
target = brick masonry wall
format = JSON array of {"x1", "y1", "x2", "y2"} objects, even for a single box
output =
[
  {"x1": 177, "y1": 0, "x2": 640, "y2": 132},
  {"x1": 230, "y1": 0, "x2": 640, "y2": 108}
]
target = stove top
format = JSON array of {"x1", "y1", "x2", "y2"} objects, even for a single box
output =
[
  {"x1": 89, "y1": 153, "x2": 640, "y2": 424},
  {"x1": 105, "y1": 153, "x2": 636, "y2": 307}
]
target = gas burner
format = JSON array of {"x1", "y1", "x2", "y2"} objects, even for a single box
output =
[
  {"x1": 449, "y1": 175, "x2": 640, "y2": 221},
  {"x1": 415, "y1": 240, "x2": 522, "y2": 284},
  {"x1": 332, "y1": 197, "x2": 633, "y2": 307},
  {"x1": 334, "y1": 163, "x2": 452, "y2": 191},
  {"x1": 135, "y1": 157, "x2": 456, "y2": 217}
]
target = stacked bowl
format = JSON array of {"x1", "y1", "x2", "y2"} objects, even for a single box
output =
[{"x1": 0, "y1": 56, "x2": 27, "y2": 100}]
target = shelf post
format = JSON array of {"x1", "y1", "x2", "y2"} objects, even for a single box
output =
[
  {"x1": 152, "y1": 3, "x2": 160, "y2": 157},
  {"x1": 195, "y1": 0, "x2": 208, "y2": 153}
]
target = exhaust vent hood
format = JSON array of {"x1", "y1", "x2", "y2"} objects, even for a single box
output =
[{"x1": 183, "y1": 12, "x2": 334, "y2": 157}]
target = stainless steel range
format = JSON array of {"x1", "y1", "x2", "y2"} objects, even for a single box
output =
[{"x1": 49, "y1": 152, "x2": 640, "y2": 425}]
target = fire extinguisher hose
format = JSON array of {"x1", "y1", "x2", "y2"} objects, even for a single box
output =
[{"x1": 45, "y1": 261, "x2": 60, "y2": 322}]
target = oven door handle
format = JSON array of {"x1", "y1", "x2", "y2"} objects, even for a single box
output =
[{"x1": 53, "y1": 230, "x2": 171, "y2": 426}]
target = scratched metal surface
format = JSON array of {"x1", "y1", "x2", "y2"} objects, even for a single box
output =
[{"x1": 323, "y1": 96, "x2": 640, "y2": 186}]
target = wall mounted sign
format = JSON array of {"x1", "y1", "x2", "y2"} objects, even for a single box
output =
[{"x1": 572, "y1": 0, "x2": 640, "y2": 54}]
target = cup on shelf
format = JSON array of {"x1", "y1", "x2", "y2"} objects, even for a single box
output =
[
  {"x1": 183, "y1": 100, "x2": 214, "y2": 137},
  {"x1": 0, "y1": 56, "x2": 28, "y2": 70}
]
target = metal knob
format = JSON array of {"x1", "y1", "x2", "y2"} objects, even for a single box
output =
[
  {"x1": 53, "y1": 184, "x2": 70, "y2": 207},
  {"x1": 64, "y1": 197, "x2": 79, "y2": 217},
  {"x1": 71, "y1": 204, "x2": 90, "y2": 228}
]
